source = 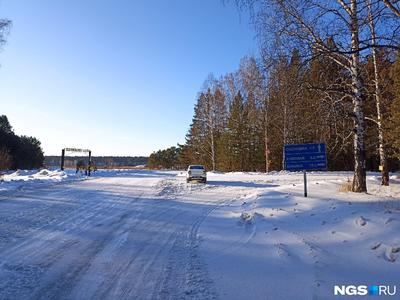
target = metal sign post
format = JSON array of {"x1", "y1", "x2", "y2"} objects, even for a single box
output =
[
  {"x1": 88, "y1": 150, "x2": 92, "y2": 176},
  {"x1": 284, "y1": 143, "x2": 327, "y2": 197},
  {"x1": 60, "y1": 149, "x2": 65, "y2": 171},
  {"x1": 303, "y1": 170, "x2": 307, "y2": 197}
]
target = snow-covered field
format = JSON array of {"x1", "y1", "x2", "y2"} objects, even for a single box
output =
[{"x1": 0, "y1": 169, "x2": 399, "y2": 299}]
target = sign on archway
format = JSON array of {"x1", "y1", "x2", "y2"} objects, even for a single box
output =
[{"x1": 60, "y1": 148, "x2": 92, "y2": 176}]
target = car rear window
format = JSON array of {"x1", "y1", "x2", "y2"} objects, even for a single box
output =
[{"x1": 189, "y1": 165, "x2": 204, "y2": 170}]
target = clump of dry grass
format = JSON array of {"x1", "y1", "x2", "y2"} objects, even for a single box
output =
[{"x1": 339, "y1": 178, "x2": 353, "y2": 192}]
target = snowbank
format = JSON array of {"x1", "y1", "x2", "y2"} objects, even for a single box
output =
[
  {"x1": 0, "y1": 169, "x2": 74, "y2": 192},
  {"x1": 2, "y1": 169, "x2": 67, "y2": 181},
  {"x1": 0, "y1": 169, "x2": 182, "y2": 193}
]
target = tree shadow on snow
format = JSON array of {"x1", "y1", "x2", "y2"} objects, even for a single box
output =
[{"x1": 206, "y1": 180, "x2": 279, "y2": 189}]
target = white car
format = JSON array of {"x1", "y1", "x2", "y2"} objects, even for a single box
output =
[{"x1": 186, "y1": 165, "x2": 207, "y2": 183}]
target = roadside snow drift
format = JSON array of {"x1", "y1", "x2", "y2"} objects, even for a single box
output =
[{"x1": 0, "y1": 169, "x2": 72, "y2": 192}]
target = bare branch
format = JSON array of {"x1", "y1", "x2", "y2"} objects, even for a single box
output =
[
  {"x1": 337, "y1": 0, "x2": 353, "y2": 16},
  {"x1": 382, "y1": 0, "x2": 400, "y2": 17}
]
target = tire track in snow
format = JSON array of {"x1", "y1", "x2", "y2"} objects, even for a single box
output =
[
  {"x1": 84, "y1": 205, "x2": 188, "y2": 299},
  {"x1": 158, "y1": 206, "x2": 219, "y2": 300}
]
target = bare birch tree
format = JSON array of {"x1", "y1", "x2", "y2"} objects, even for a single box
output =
[
  {"x1": 366, "y1": 0, "x2": 390, "y2": 185},
  {"x1": 237, "y1": 0, "x2": 400, "y2": 192},
  {"x1": 194, "y1": 76, "x2": 227, "y2": 171}
]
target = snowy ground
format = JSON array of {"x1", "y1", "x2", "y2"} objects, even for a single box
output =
[
  {"x1": 0, "y1": 169, "x2": 81, "y2": 192},
  {"x1": 0, "y1": 170, "x2": 399, "y2": 299}
]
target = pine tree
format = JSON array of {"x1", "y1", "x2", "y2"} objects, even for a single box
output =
[
  {"x1": 181, "y1": 101, "x2": 208, "y2": 167},
  {"x1": 388, "y1": 53, "x2": 400, "y2": 159},
  {"x1": 243, "y1": 92, "x2": 264, "y2": 171},
  {"x1": 225, "y1": 92, "x2": 245, "y2": 171}
]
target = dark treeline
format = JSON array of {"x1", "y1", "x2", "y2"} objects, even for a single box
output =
[
  {"x1": 0, "y1": 115, "x2": 44, "y2": 170},
  {"x1": 148, "y1": 147, "x2": 181, "y2": 169},
  {"x1": 152, "y1": 0, "x2": 400, "y2": 192},
  {"x1": 45, "y1": 156, "x2": 148, "y2": 168},
  {"x1": 153, "y1": 53, "x2": 400, "y2": 174},
  {"x1": 153, "y1": 50, "x2": 400, "y2": 172},
  {"x1": 178, "y1": 52, "x2": 400, "y2": 173}
]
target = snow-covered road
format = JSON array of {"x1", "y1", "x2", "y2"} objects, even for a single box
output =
[
  {"x1": 0, "y1": 171, "x2": 226, "y2": 299},
  {"x1": 0, "y1": 170, "x2": 399, "y2": 300}
]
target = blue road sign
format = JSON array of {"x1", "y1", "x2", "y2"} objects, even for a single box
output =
[{"x1": 284, "y1": 143, "x2": 327, "y2": 171}]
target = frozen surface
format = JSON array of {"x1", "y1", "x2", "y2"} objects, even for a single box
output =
[{"x1": 0, "y1": 170, "x2": 399, "y2": 299}]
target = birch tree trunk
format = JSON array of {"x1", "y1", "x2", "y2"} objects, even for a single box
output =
[
  {"x1": 367, "y1": 0, "x2": 389, "y2": 186},
  {"x1": 264, "y1": 99, "x2": 269, "y2": 173},
  {"x1": 350, "y1": 0, "x2": 367, "y2": 192}
]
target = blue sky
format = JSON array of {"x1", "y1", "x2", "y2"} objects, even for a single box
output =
[{"x1": 0, "y1": 0, "x2": 256, "y2": 156}]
